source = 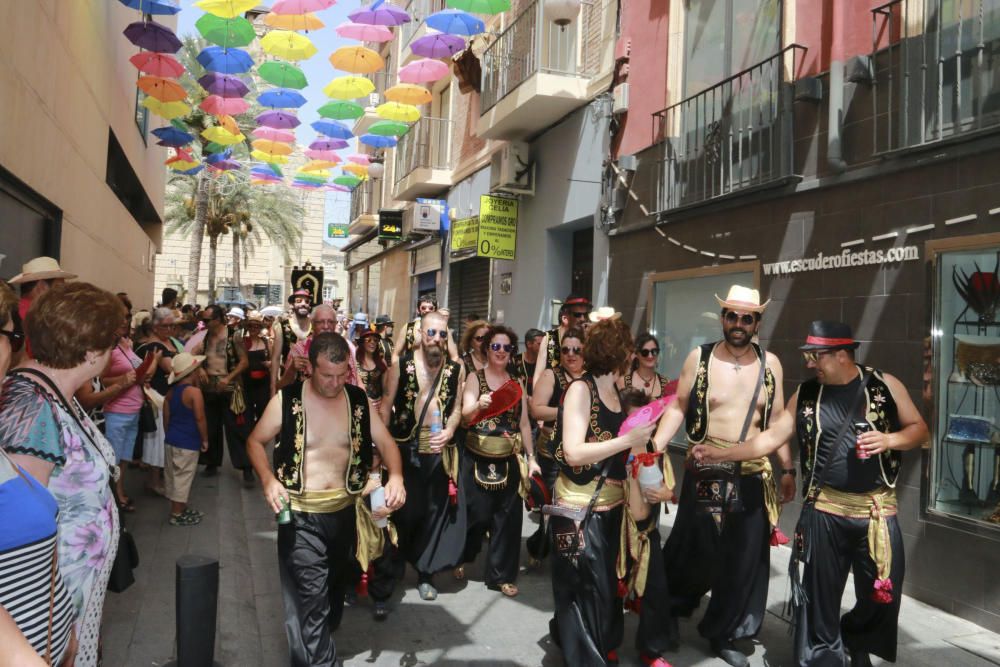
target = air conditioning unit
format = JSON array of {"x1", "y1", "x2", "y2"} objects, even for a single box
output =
[
  {"x1": 402, "y1": 202, "x2": 442, "y2": 236},
  {"x1": 612, "y1": 83, "x2": 629, "y2": 115},
  {"x1": 490, "y1": 142, "x2": 534, "y2": 195}
]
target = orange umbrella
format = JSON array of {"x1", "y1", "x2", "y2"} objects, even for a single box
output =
[
  {"x1": 264, "y1": 12, "x2": 325, "y2": 31},
  {"x1": 251, "y1": 139, "x2": 294, "y2": 156},
  {"x1": 384, "y1": 83, "x2": 433, "y2": 106},
  {"x1": 329, "y1": 46, "x2": 384, "y2": 75},
  {"x1": 302, "y1": 159, "x2": 340, "y2": 171},
  {"x1": 343, "y1": 163, "x2": 369, "y2": 177},
  {"x1": 137, "y1": 75, "x2": 187, "y2": 102},
  {"x1": 217, "y1": 114, "x2": 241, "y2": 135}
]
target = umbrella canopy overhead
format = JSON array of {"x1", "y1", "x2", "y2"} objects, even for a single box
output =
[
  {"x1": 360, "y1": 134, "x2": 398, "y2": 148},
  {"x1": 323, "y1": 76, "x2": 376, "y2": 100},
  {"x1": 261, "y1": 30, "x2": 318, "y2": 61},
  {"x1": 137, "y1": 75, "x2": 187, "y2": 102},
  {"x1": 347, "y1": 154, "x2": 371, "y2": 165},
  {"x1": 264, "y1": 12, "x2": 325, "y2": 31},
  {"x1": 252, "y1": 126, "x2": 297, "y2": 143},
  {"x1": 376, "y1": 102, "x2": 421, "y2": 123},
  {"x1": 398, "y1": 58, "x2": 451, "y2": 84},
  {"x1": 385, "y1": 83, "x2": 433, "y2": 106},
  {"x1": 446, "y1": 0, "x2": 511, "y2": 13},
  {"x1": 410, "y1": 32, "x2": 466, "y2": 59},
  {"x1": 317, "y1": 100, "x2": 365, "y2": 120},
  {"x1": 368, "y1": 120, "x2": 410, "y2": 136},
  {"x1": 334, "y1": 174, "x2": 363, "y2": 187},
  {"x1": 296, "y1": 171, "x2": 331, "y2": 182},
  {"x1": 257, "y1": 61, "x2": 308, "y2": 90},
  {"x1": 256, "y1": 110, "x2": 301, "y2": 129},
  {"x1": 195, "y1": 14, "x2": 256, "y2": 48},
  {"x1": 151, "y1": 126, "x2": 194, "y2": 146},
  {"x1": 142, "y1": 97, "x2": 190, "y2": 120},
  {"x1": 251, "y1": 150, "x2": 291, "y2": 164},
  {"x1": 425, "y1": 9, "x2": 485, "y2": 36},
  {"x1": 271, "y1": 0, "x2": 336, "y2": 13},
  {"x1": 194, "y1": 0, "x2": 258, "y2": 18},
  {"x1": 197, "y1": 72, "x2": 250, "y2": 98},
  {"x1": 328, "y1": 184, "x2": 352, "y2": 192},
  {"x1": 197, "y1": 46, "x2": 254, "y2": 74},
  {"x1": 329, "y1": 46, "x2": 385, "y2": 75},
  {"x1": 348, "y1": 2, "x2": 412, "y2": 27},
  {"x1": 200, "y1": 95, "x2": 249, "y2": 115},
  {"x1": 118, "y1": 0, "x2": 181, "y2": 15},
  {"x1": 123, "y1": 20, "x2": 182, "y2": 53},
  {"x1": 258, "y1": 88, "x2": 308, "y2": 109},
  {"x1": 251, "y1": 139, "x2": 294, "y2": 157},
  {"x1": 202, "y1": 125, "x2": 246, "y2": 145},
  {"x1": 335, "y1": 21, "x2": 394, "y2": 43},
  {"x1": 302, "y1": 160, "x2": 341, "y2": 171},
  {"x1": 343, "y1": 163, "x2": 369, "y2": 177},
  {"x1": 309, "y1": 138, "x2": 350, "y2": 151},
  {"x1": 311, "y1": 119, "x2": 354, "y2": 140},
  {"x1": 304, "y1": 149, "x2": 342, "y2": 160},
  {"x1": 129, "y1": 52, "x2": 184, "y2": 77}
]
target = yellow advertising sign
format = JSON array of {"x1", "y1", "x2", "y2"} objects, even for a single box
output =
[
  {"x1": 477, "y1": 195, "x2": 518, "y2": 260},
  {"x1": 450, "y1": 216, "x2": 479, "y2": 253}
]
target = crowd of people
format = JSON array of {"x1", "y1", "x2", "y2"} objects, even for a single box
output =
[{"x1": 0, "y1": 255, "x2": 930, "y2": 667}]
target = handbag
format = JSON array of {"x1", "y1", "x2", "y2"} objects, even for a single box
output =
[
  {"x1": 107, "y1": 523, "x2": 140, "y2": 593},
  {"x1": 138, "y1": 398, "x2": 157, "y2": 434}
]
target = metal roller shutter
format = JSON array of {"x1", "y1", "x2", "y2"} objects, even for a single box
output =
[{"x1": 448, "y1": 257, "x2": 491, "y2": 328}]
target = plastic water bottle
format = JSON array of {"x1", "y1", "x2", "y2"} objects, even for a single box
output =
[
  {"x1": 430, "y1": 407, "x2": 442, "y2": 435},
  {"x1": 638, "y1": 458, "x2": 665, "y2": 492},
  {"x1": 370, "y1": 485, "x2": 388, "y2": 528}
]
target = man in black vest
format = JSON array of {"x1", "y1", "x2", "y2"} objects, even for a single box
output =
[
  {"x1": 530, "y1": 294, "x2": 591, "y2": 393},
  {"x1": 247, "y1": 332, "x2": 405, "y2": 667},
  {"x1": 270, "y1": 289, "x2": 313, "y2": 396},
  {"x1": 375, "y1": 314, "x2": 394, "y2": 360},
  {"x1": 693, "y1": 321, "x2": 928, "y2": 667},
  {"x1": 652, "y1": 285, "x2": 796, "y2": 667}
]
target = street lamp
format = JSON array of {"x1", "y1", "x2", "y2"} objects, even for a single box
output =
[{"x1": 368, "y1": 154, "x2": 385, "y2": 180}]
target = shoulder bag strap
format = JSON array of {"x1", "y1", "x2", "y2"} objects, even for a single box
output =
[
  {"x1": 807, "y1": 369, "x2": 870, "y2": 500},
  {"x1": 415, "y1": 363, "x2": 446, "y2": 431},
  {"x1": 738, "y1": 345, "x2": 768, "y2": 443}
]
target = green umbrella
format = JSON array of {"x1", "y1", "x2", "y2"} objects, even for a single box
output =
[
  {"x1": 204, "y1": 141, "x2": 228, "y2": 153},
  {"x1": 296, "y1": 173, "x2": 328, "y2": 184},
  {"x1": 368, "y1": 120, "x2": 409, "y2": 137},
  {"x1": 446, "y1": 0, "x2": 511, "y2": 14},
  {"x1": 258, "y1": 61, "x2": 308, "y2": 90},
  {"x1": 195, "y1": 14, "x2": 256, "y2": 48},
  {"x1": 317, "y1": 100, "x2": 365, "y2": 120},
  {"x1": 334, "y1": 174, "x2": 362, "y2": 187}
]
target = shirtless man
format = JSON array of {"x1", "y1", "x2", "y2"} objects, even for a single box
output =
[
  {"x1": 247, "y1": 332, "x2": 405, "y2": 667},
  {"x1": 392, "y1": 297, "x2": 459, "y2": 363},
  {"x1": 652, "y1": 286, "x2": 796, "y2": 667},
  {"x1": 270, "y1": 289, "x2": 313, "y2": 396},
  {"x1": 275, "y1": 304, "x2": 340, "y2": 392}
]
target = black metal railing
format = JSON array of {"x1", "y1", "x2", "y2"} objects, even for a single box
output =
[
  {"x1": 651, "y1": 45, "x2": 804, "y2": 215},
  {"x1": 350, "y1": 177, "x2": 383, "y2": 222},
  {"x1": 872, "y1": 0, "x2": 1000, "y2": 154},
  {"x1": 393, "y1": 116, "x2": 453, "y2": 186}
]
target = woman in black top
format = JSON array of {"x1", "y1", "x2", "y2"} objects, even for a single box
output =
[
  {"x1": 459, "y1": 320, "x2": 490, "y2": 376},
  {"x1": 242, "y1": 312, "x2": 271, "y2": 423},
  {"x1": 135, "y1": 308, "x2": 177, "y2": 496},
  {"x1": 355, "y1": 325, "x2": 388, "y2": 411},
  {"x1": 618, "y1": 331, "x2": 671, "y2": 399}
]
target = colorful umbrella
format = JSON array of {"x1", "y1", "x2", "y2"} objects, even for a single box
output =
[
  {"x1": 271, "y1": 0, "x2": 336, "y2": 13},
  {"x1": 347, "y1": 154, "x2": 371, "y2": 165},
  {"x1": 203, "y1": 141, "x2": 229, "y2": 153},
  {"x1": 252, "y1": 139, "x2": 294, "y2": 156},
  {"x1": 446, "y1": 0, "x2": 511, "y2": 13},
  {"x1": 129, "y1": 52, "x2": 184, "y2": 77},
  {"x1": 258, "y1": 88, "x2": 308, "y2": 109},
  {"x1": 304, "y1": 149, "x2": 341, "y2": 160},
  {"x1": 123, "y1": 20, "x2": 182, "y2": 53},
  {"x1": 151, "y1": 126, "x2": 194, "y2": 146},
  {"x1": 323, "y1": 76, "x2": 376, "y2": 100},
  {"x1": 260, "y1": 31, "x2": 318, "y2": 61},
  {"x1": 202, "y1": 126, "x2": 246, "y2": 145},
  {"x1": 204, "y1": 149, "x2": 232, "y2": 164},
  {"x1": 197, "y1": 73, "x2": 250, "y2": 98},
  {"x1": 343, "y1": 163, "x2": 369, "y2": 177},
  {"x1": 217, "y1": 114, "x2": 241, "y2": 135},
  {"x1": 257, "y1": 61, "x2": 308, "y2": 90},
  {"x1": 385, "y1": 83, "x2": 433, "y2": 106},
  {"x1": 398, "y1": 58, "x2": 451, "y2": 84},
  {"x1": 302, "y1": 160, "x2": 340, "y2": 172},
  {"x1": 425, "y1": 9, "x2": 485, "y2": 36},
  {"x1": 376, "y1": 102, "x2": 421, "y2": 123},
  {"x1": 329, "y1": 46, "x2": 385, "y2": 75},
  {"x1": 360, "y1": 134, "x2": 398, "y2": 148},
  {"x1": 311, "y1": 120, "x2": 353, "y2": 140},
  {"x1": 264, "y1": 12, "x2": 325, "y2": 31},
  {"x1": 334, "y1": 174, "x2": 363, "y2": 187},
  {"x1": 251, "y1": 150, "x2": 291, "y2": 164},
  {"x1": 252, "y1": 126, "x2": 296, "y2": 142},
  {"x1": 296, "y1": 170, "x2": 331, "y2": 181},
  {"x1": 195, "y1": 14, "x2": 256, "y2": 48},
  {"x1": 118, "y1": 0, "x2": 181, "y2": 15},
  {"x1": 328, "y1": 184, "x2": 352, "y2": 192},
  {"x1": 179, "y1": 165, "x2": 206, "y2": 176},
  {"x1": 194, "y1": 0, "x2": 258, "y2": 18},
  {"x1": 200, "y1": 95, "x2": 249, "y2": 115},
  {"x1": 197, "y1": 46, "x2": 254, "y2": 74},
  {"x1": 334, "y1": 21, "x2": 394, "y2": 43},
  {"x1": 252, "y1": 162, "x2": 284, "y2": 175},
  {"x1": 368, "y1": 120, "x2": 410, "y2": 136},
  {"x1": 141, "y1": 97, "x2": 190, "y2": 120},
  {"x1": 256, "y1": 110, "x2": 301, "y2": 129},
  {"x1": 210, "y1": 160, "x2": 243, "y2": 171},
  {"x1": 168, "y1": 159, "x2": 202, "y2": 172},
  {"x1": 410, "y1": 32, "x2": 466, "y2": 59},
  {"x1": 309, "y1": 139, "x2": 350, "y2": 151},
  {"x1": 137, "y1": 75, "x2": 187, "y2": 102},
  {"x1": 317, "y1": 100, "x2": 365, "y2": 120},
  {"x1": 348, "y1": 2, "x2": 412, "y2": 27},
  {"x1": 252, "y1": 178, "x2": 280, "y2": 185}
]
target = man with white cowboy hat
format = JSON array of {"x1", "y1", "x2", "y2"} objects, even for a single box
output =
[
  {"x1": 8, "y1": 256, "x2": 76, "y2": 322},
  {"x1": 651, "y1": 284, "x2": 796, "y2": 667}
]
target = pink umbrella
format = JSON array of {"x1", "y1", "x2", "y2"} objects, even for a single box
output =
[
  {"x1": 271, "y1": 0, "x2": 335, "y2": 14},
  {"x1": 305, "y1": 149, "x2": 342, "y2": 160},
  {"x1": 335, "y1": 21, "x2": 394, "y2": 42},
  {"x1": 347, "y1": 154, "x2": 371, "y2": 165},
  {"x1": 399, "y1": 58, "x2": 451, "y2": 84},
  {"x1": 201, "y1": 95, "x2": 250, "y2": 115},
  {"x1": 253, "y1": 126, "x2": 297, "y2": 143}
]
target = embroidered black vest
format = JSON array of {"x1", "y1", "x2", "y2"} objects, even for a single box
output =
[
  {"x1": 554, "y1": 374, "x2": 628, "y2": 484},
  {"x1": 623, "y1": 370, "x2": 671, "y2": 399},
  {"x1": 685, "y1": 342, "x2": 775, "y2": 443},
  {"x1": 795, "y1": 365, "x2": 902, "y2": 492},
  {"x1": 471, "y1": 369, "x2": 521, "y2": 436},
  {"x1": 402, "y1": 318, "x2": 419, "y2": 354},
  {"x1": 358, "y1": 364, "x2": 385, "y2": 401},
  {"x1": 542, "y1": 366, "x2": 574, "y2": 428},
  {"x1": 388, "y1": 352, "x2": 462, "y2": 442},
  {"x1": 545, "y1": 326, "x2": 562, "y2": 370},
  {"x1": 274, "y1": 382, "x2": 373, "y2": 494},
  {"x1": 379, "y1": 336, "x2": 393, "y2": 361}
]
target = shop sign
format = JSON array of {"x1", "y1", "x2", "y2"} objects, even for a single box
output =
[
  {"x1": 378, "y1": 209, "x2": 403, "y2": 241},
  {"x1": 415, "y1": 198, "x2": 448, "y2": 232},
  {"x1": 326, "y1": 223, "x2": 349, "y2": 239},
  {"x1": 451, "y1": 216, "x2": 479, "y2": 253},
  {"x1": 478, "y1": 194, "x2": 518, "y2": 260},
  {"x1": 762, "y1": 245, "x2": 920, "y2": 276}
]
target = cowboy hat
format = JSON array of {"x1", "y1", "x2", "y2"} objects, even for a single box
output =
[
  {"x1": 226, "y1": 307, "x2": 245, "y2": 321},
  {"x1": 588, "y1": 306, "x2": 621, "y2": 323},
  {"x1": 169, "y1": 353, "x2": 207, "y2": 384},
  {"x1": 245, "y1": 310, "x2": 264, "y2": 324},
  {"x1": 8, "y1": 257, "x2": 77, "y2": 284},
  {"x1": 375, "y1": 314, "x2": 394, "y2": 326},
  {"x1": 800, "y1": 320, "x2": 861, "y2": 351},
  {"x1": 715, "y1": 285, "x2": 770, "y2": 313}
]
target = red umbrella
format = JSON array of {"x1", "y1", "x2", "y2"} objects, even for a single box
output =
[
  {"x1": 200, "y1": 95, "x2": 250, "y2": 116},
  {"x1": 129, "y1": 52, "x2": 185, "y2": 77}
]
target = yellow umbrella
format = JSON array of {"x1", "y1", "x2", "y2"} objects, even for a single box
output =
[
  {"x1": 261, "y1": 30, "x2": 318, "y2": 61},
  {"x1": 168, "y1": 159, "x2": 201, "y2": 172},
  {"x1": 195, "y1": 0, "x2": 258, "y2": 18},
  {"x1": 323, "y1": 76, "x2": 376, "y2": 100},
  {"x1": 142, "y1": 97, "x2": 190, "y2": 120},
  {"x1": 384, "y1": 83, "x2": 433, "y2": 106},
  {"x1": 251, "y1": 150, "x2": 291, "y2": 164},
  {"x1": 264, "y1": 12, "x2": 325, "y2": 31},
  {"x1": 297, "y1": 169, "x2": 332, "y2": 179},
  {"x1": 202, "y1": 125, "x2": 245, "y2": 145},
  {"x1": 329, "y1": 46, "x2": 384, "y2": 75},
  {"x1": 251, "y1": 139, "x2": 294, "y2": 156},
  {"x1": 376, "y1": 102, "x2": 422, "y2": 123},
  {"x1": 302, "y1": 160, "x2": 340, "y2": 172},
  {"x1": 343, "y1": 163, "x2": 369, "y2": 177}
]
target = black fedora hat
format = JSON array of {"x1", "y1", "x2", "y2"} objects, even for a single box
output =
[
  {"x1": 800, "y1": 320, "x2": 861, "y2": 351},
  {"x1": 375, "y1": 314, "x2": 393, "y2": 326}
]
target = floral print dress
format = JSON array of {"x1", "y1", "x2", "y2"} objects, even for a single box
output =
[{"x1": 0, "y1": 374, "x2": 120, "y2": 667}]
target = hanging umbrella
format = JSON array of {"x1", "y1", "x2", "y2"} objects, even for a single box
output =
[
  {"x1": 194, "y1": 0, "x2": 258, "y2": 18},
  {"x1": 197, "y1": 46, "x2": 254, "y2": 74},
  {"x1": 335, "y1": 21, "x2": 394, "y2": 43},
  {"x1": 348, "y1": 2, "x2": 412, "y2": 26},
  {"x1": 293, "y1": 181, "x2": 324, "y2": 189},
  {"x1": 136, "y1": 76, "x2": 187, "y2": 102},
  {"x1": 305, "y1": 149, "x2": 341, "y2": 160},
  {"x1": 203, "y1": 141, "x2": 229, "y2": 153},
  {"x1": 118, "y1": 0, "x2": 181, "y2": 15},
  {"x1": 323, "y1": 76, "x2": 376, "y2": 100},
  {"x1": 142, "y1": 97, "x2": 190, "y2": 120},
  {"x1": 258, "y1": 88, "x2": 308, "y2": 109},
  {"x1": 385, "y1": 83, "x2": 433, "y2": 106},
  {"x1": 251, "y1": 150, "x2": 291, "y2": 164},
  {"x1": 256, "y1": 110, "x2": 301, "y2": 129},
  {"x1": 261, "y1": 30, "x2": 318, "y2": 61},
  {"x1": 179, "y1": 165, "x2": 206, "y2": 176},
  {"x1": 200, "y1": 95, "x2": 249, "y2": 116},
  {"x1": 343, "y1": 163, "x2": 369, "y2": 177},
  {"x1": 376, "y1": 102, "x2": 421, "y2": 123},
  {"x1": 329, "y1": 46, "x2": 385, "y2": 75},
  {"x1": 302, "y1": 160, "x2": 340, "y2": 172},
  {"x1": 257, "y1": 61, "x2": 308, "y2": 90},
  {"x1": 410, "y1": 32, "x2": 467, "y2": 59},
  {"x1": 129, "y1": 52, "x2": 184, "y2": 77},
  {"x1": 204, "y1": 149, "x2": 232, "y2": 164},
  {"x1": 368, "y1": 120, "x2": 410, "y2": 136},
  {"x1": 446, "y1": 0, "x2": 511, "y2": 13},
  {"x1": 317, "y1": 100, "x2": 365, "y2": 120},
  {"x1": 328, "y1": 184, "x2": 352, "y2": 192},
  {"x1": 202, "y1": 125, "x2": 246, "y2": 145},
  {"x1": 398, "y1": 58, "x2": 451, "y2": 84},
  {"x1": 311, "y1": 119, "x2": 354, "y2": 140},
  {"x1": 360, "y1": 134, "x2": 398, "y2": 148},
  {"x1": 195, "y1": 14, "x2": 256, "y2": 48},
  {"x1": 252, "y1": 126, "x2": 296, "y2": 143},
  {"x1": 252, "y1": 161, "x2": 284, "y2": 175},
  {"x1": 217, "y1": 114, "x2": 241, "y2": 135},
  {"x1": 197, "y1": 73, "x2": 250, "y2": 98},
  {"x1": 211, "y1": 160, "x2": 244, "y2": 171},
  {"x1": 425, "y1": 9, "x2": 485, "y2": 36},
  {"x1": 264, "y1": 12, "x2": 325, "y2": 31},
  {"x1": 152, "y1": 126, "x2": 194, "y2": 146},
  {"x1": 271, "y1": 0, "x2": 336, "y2": 13},
  {"x1": 347, "y1": 154, "x2": 371, "y2": 165},
  {"x1": 168, "y1": 159, "x2": 202, "y2": 172},
  {"x1": 334, "y1": 175, "x2": 363, "y2": 187},
  {"x1": 309, "y1": 139, "x2": 350, "y2": 151},
  {"x1": 296, "y1": 170, "x2": 331, "y2": 181},
  {"x1": 252, "y1": 139, "x2": 294, "y2": 157},
  {"x1": 123, "y1": 20, "x2": 182, "y2": 53}
]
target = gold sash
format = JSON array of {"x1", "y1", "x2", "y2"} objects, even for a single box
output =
[
  {"x1": 288, "y1": 487, "x2": 396, "y2": 572},
  {"x1": 815, "y1": 486, "x2": 897, "y2": 585},
  {"x1": 536, "y1": 428, "x2": 555, "y2": 459},
  {"x1": 554, "y1": 474, "x2": 625, "y2": 510},
  {"x1": 618, "y1": 478, "x2": 654, "y2": 597},
  {"x1": 416, "y1": 427, "x2": 460, "y2": 489},
  {"x1": 693, "y1": 436, "x2": 781, "y2": 528},
  {"x1": 466, "y1": 433, "x2": 529, "y2": 499}
]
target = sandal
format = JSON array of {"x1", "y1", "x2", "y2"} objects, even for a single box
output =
[
  {"x1": 181, "y1": 507, "x2": 205, "y2": 519},
  {"x1": 117, "y1": 500, "x2": 136, "y2": 513},
  {"x1": 169, "y1": 512, "x2": 201, "y2": 526},
  {"x1": 499, "y1": 583, "x2": 518, "y2": 597},
  {"x1": 453, "y1": 566, "x2": 465, "y2": 581}
]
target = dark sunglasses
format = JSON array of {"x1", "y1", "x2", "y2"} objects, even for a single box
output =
[
  {"x1": 561, "y1": 346, "x2": 581, "y2": 355},
  {"x1": 639, "y1": 348, "x2": 660, "y2": 357},
  {"x1": 473, "y1": 334, "x2": 486, "y2": 341},
  {"x1": 802, "y1": 349, "x2": 835, "y2": 363},
  {"x1": 424, "y1": 328, "x2": 449, "y2": 339},
  {"x1": 569, "y1": 311, "x2": 589, "y2": 320},
  {"x1": 0, "y1": 329, "x2": 24, "y2": 353},
  {"x1": 490, "y1": 343, "x2": 515, "y2": 353},
  {"x1": 724, "y1": 311, "x2": 756, "y2": 326}
]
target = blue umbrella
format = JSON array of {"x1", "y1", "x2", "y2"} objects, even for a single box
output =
[
  {"x1": 205, "y1": 149, "x2": 234, "y2": 164},
  {"x1": 118, "y1": 0, "x2": 181, "y2": 14},
  {"x1": 311, "y1": 120, "x2": 354, "y2": 140},
  {"x1": 251, "y1": 162, "x2": 284, "y2": 177},
  {"x1": 151, "y1": 126, "x2": 194, "y2": 146},
  {"x1": 360, "y1": 134, "x2": 398, "y2": 148},
  {"x1": 196, "y1": 47, "x2": 254, "y2": 74},
  {"x1": 425, "y1": 9, "x2": 484, "y2": 36},
  {"x1": 258, "y1": 88, "x2": 308, "y2": 109}
]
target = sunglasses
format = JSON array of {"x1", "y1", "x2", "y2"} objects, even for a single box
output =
[
  {"x1": 802, "y1": 350, "x2": 835, "y2": 363},
  {"x1": 490, "y1": 343, "x2": 515, "y2": 353},
  {"x1": 473, "y1": 335, "x2": 486, "y2": 341},
  {"x1": 424, "y1": 328, "x2": 449, "y2": 339},
  {"x1": 724, "y1": 311, "x2": 757, "y2": 327},
  {"x1": 569, "y1": 311, "x2": 589, "y2": 320},
  {"x1": 639, "y1": 348, "x2": 660, "y2": 357},
  {"x1": 561, "y1": 346, "x2": 582, "y2": 355},
  {"x1": 0, "y1": 329, "x2": 24, "y2": 353}
]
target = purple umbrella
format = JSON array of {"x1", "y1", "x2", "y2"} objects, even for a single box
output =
[
  {"x1": 123, "y1": 20, "x2": 182, "y2": 54},
  {"x1": 210, "y1": 160, "x2": 243, "y2": 171},
  {"x1": 197, "y1": 73, "x2": 249, "y2": 98},
  {"x1": 348, "y1": 1, "x2": 411, "y2": 27},
  {"x1": 328, "y1": 184, "x2": 352, "y2": 192},
  {"x1": 256, "y1": 110, "x2": 301, "y2": 129},
  {"x1": 309, "y1": 139, "x2": 349, "y2": 151},
  {"x1": 410, "y1": 32, "x2": 466, "y2": 59}
]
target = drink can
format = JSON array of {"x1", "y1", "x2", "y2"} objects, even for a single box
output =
[
  {"x1": 854, "y1": 421, "x2": 872, "y2": 459},
  {"x1": 277, "y1": 495, "x2": 292, "y2": 525},
  {"x1": 370, "y1": 486, "x2": 388, "y2": 528}
]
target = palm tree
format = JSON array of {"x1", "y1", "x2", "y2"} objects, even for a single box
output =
[{"x1": 230, "y1": 186, "x2": 305, "y2": 289}]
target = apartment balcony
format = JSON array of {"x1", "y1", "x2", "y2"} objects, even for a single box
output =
[
  {"x1": 871, "y1": 0, "x2": 1000, "y2": 155},
  {"x1": 477, "y1": 0, "x2": 599, "y2": 140},
  {"x1": 398, "y1": 0, "x2": 447, "y2": 65},
  {"x1": 392, "y1": 115, "x2": 453, "y2": 201},
  {"x1": 352, "y1": 71, "x2": 393, "y2": 137},
  {"x1": 651, "y1": 45, "x2": 805, "y2": 216},
  {"x1": 348, "y1": 178, "x2": 383, "y2": 236}
]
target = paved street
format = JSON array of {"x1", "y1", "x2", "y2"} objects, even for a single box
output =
[{"x1": 104, "y1": 465, "x2": 1000, "y2": 667}]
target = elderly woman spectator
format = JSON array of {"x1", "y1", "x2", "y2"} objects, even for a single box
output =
[
  {"x1": 135, "y1": 307, "x2": 178, "y2": 496},
  {"x1": 0, "y1": 282, "x2": 124, "y2": 667}
]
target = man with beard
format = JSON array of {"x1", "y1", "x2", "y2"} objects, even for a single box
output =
[
  {"x1": 375, "y1": 315, "x2": 394, "y2": 360},
  {"x1": 376, "y1": 309, "x2": 466, "y2": 603},
  {"x1": 271, "y1": 289, "x2": 313, "y2": 396},
  {"x1": 651, "y1": 286, "x2": 796, "y2": 667},
  {"x1": 392, "y1": 297, "x2": 459, "y2": 363},
  {"x1": 530, "y1": 295, "x2": 591, "y2": 393}
]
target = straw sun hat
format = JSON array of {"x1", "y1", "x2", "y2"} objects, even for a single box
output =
[{"x1": 169, "y1": 353, "x2": 206, "y2": 384}]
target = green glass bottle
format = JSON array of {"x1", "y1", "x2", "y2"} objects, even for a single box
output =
[{"x1": 277, "y1": 495, "x2": 292, "y2": 525}]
